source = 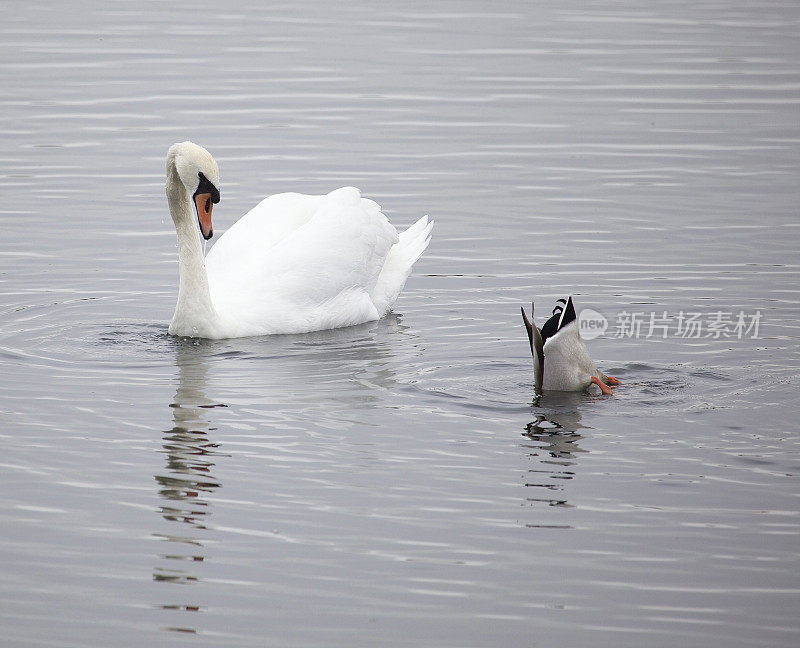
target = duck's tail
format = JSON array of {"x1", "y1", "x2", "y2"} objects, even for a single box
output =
[{"x1": 370, "y1": 215, "x2": 434, "y2": 317}]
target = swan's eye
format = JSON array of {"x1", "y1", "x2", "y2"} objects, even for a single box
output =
[{"x1": 205, "y1": 198, "x2": 211, "y2": 212}]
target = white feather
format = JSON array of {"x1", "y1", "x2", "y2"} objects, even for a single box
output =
[
  {"x1": 165, "y1": 142, "x2": 432, "y2": 339},
  {"x1": 541, "y1": 321, "x2": 603, "y2": 391}
]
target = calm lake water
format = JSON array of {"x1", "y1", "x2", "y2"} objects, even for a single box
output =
[{"x1": 2, "y1": 1, "x2": 799, "y2": 646}]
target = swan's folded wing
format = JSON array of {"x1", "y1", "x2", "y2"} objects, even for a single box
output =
[
  {"x1": 206, "y1": 191, "x2": 324, "y2": 274},
  {"x1": 207, "y1": 187, "x2": 400, "y2": 334}
]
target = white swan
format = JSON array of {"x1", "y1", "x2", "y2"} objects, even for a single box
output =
[
  {"x1": 165, "y1": 141, "x2": 433, "y2": 339},
  {"x1": 521, "y1": 297, "x2": 621, "y2": 395}
]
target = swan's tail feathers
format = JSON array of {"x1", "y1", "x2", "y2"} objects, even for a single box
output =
[
  {"x1": 370, "y1": 215, "x2": 433, "y2": 317},
  {"x1": 397, "y1": 215, "x2": 434, "y2": 268}
]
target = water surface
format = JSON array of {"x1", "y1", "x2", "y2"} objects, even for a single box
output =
[{"x1": 1, "y1": 1, "x2": 799, "y2": 646}]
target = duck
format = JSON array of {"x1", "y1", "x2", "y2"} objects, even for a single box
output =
[
  {"x1": 165, "y1": 141, "x2": 433, "y2": 339},
  {"x1": 520, "y1": 296, "x2": 620, "y2": 395}
]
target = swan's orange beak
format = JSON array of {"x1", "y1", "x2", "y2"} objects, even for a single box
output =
[{"x1": 194, "y1": 192, "x2": 214, "y2": 240}]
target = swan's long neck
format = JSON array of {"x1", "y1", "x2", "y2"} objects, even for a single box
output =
[{"x1": 167, "y1": 161, "x2": 218, "y2": 336}]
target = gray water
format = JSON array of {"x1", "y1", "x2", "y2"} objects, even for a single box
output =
[{"x1": 2, "y1": 1, "x2": 799, "y2": 646}]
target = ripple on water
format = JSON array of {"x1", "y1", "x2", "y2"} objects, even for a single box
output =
[
  {"x1": 1, "y1": 1, "x2": 799, "y2": 646},
  {"x1": 404, "y1": 357, "x2": 731, "y2": 424}
]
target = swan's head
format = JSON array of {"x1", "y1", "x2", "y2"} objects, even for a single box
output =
[{"x1": 167, "y1": 141, "x2": 221, "y2": 240}]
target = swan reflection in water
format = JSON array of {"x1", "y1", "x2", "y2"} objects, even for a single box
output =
[
  {"x1": 150, "y1": 314, "x2": 418, "y2": 630},
  {"x1": 152, "y1": 338, "x2": 225, "y2": 626},
  {"x1": 521, "y1": 392, "x2": 588, "y2": 512}
]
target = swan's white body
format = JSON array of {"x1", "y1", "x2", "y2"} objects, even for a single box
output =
[{"x1": 166, "y1": 142, "x2": 432, "y2": 339}]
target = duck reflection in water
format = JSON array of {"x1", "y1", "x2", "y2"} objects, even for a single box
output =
[
  {"x1": 522, "y1": 392, "x2": 588, "y2": 513},
  {"x1": 153, "y1": 339, "x2": 225, "y2": 599}
]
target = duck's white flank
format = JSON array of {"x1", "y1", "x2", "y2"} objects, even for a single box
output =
[{"x1": 540, "y1": 321, "x2": 605, "y2": 391}]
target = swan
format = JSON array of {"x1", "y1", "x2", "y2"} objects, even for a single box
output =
[
  {"x1": 520, "y1": 297, "x2": 621, "y2": 395},
  {"x1": 165, "y1": 141, "x2": 433, "y2": 339}
]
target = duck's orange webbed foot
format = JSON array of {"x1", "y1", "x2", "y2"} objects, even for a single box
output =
[
  {"x1": 605, "y1": 376, "x2": 622, "y2": 386},
  {"x1": 591, "y1": 375, "x2": 615, "y2": 395}
]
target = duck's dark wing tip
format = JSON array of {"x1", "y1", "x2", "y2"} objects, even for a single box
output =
[
  {"x1": 559, "y1": 295, "x2": 577, "y2": 330},
  {"x1": 521, "y1": 301, "x2": 545, "y2": 393},
  {"x1": 521, "y1": 305, "x2": 534, "y2": 346}
]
